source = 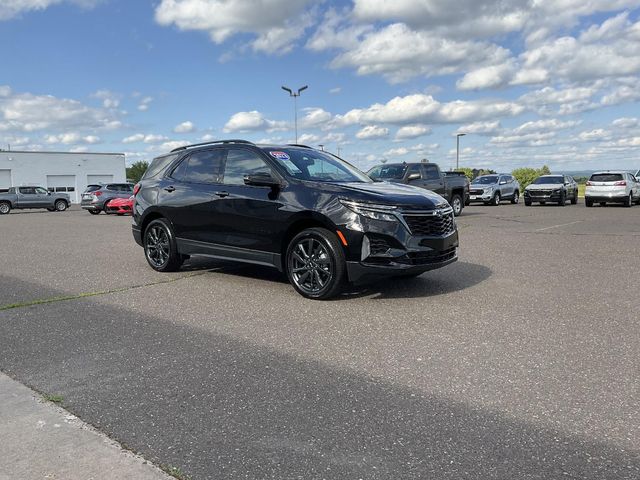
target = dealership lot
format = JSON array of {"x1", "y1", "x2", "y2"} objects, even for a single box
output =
[{"x1": 1, "y1": 204, "x2": 639, "y2": 479}]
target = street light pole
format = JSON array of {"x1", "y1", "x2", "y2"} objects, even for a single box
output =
[
  {"x1": 456, "y1": 133, "x2": 466, "y2": 170},
  {"x1": 281, "y1": 85, "x2": 308, "y2": 144}
]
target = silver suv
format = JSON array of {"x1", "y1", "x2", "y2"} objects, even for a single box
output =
[
  {"x1": 585, "y1": 171, "x2": 640, "y2": 207},
  {"x1": 467, "y1": 174, "x2": 520, "y2": 206},
  {"x1": 80, "y1": 183, "x2": 134, "y2": 214}
]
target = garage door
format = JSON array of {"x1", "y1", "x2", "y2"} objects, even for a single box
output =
[
  {"x1": 0, "y1": 169, "x2": 11, "y2": 192},
  {"x1": 87, "y1": 174, "x2": 114, "y2": 185},
  {"x1": 47, "y1": 174, "x2": 77, "y2": 203}
]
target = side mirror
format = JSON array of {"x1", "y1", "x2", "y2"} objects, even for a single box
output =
[
  {"x1": 407, "y1": 173, "x2": 421, "y2": 181},
  {"x1": 243, "y1": 173, "x2": 280, "y2": 187}
]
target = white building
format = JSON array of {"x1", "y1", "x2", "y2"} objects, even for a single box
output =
[{"x1": 0, "y1": 150, "x2": 126, "y2": 203}]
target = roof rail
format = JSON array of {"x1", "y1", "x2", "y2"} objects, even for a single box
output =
[
  {"x1": 286, "y1": 143, "x2": 313, "y2": 149},
  {"x1": 170, "y1": 139, "x2": 254, "y2": 153}
]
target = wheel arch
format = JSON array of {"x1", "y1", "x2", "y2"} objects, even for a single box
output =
[{"x1": 279, "y1": 212, "x2": 338, "y2": 270}]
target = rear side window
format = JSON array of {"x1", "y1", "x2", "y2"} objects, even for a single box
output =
[
  {"x1": 143, "y1": 154, "x2": 179, "y2": 180},
  {"x1": 590, "y1": 173, "x2": 623, "y2": 182},
  {"x1": 19, "y1": 187, "x2": 36, "y2": 194},
  {"x1": 182, "y1": 149, "x2": 225, "y2": 184},
  {"x1": 106, "y1": 184, "x2": 118, "y2": 191},
  {"x1": 422, "y1": 164, "x2": 440, "y2": 180},
  {"x1": 85, "y1": 185, "x2": 101, "y2": 192}
]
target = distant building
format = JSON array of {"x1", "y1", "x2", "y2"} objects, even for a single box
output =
[{"x1": 0, "y1": 150, "x2": 126, "y2": 203}]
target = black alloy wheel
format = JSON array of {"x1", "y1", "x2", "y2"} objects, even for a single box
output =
[
  {"x1": 144, "y1": 218, "x2": 183, "y2": 272},
  {"x1": 286, "y1": 228, "x2": 346, "y2": 300}
]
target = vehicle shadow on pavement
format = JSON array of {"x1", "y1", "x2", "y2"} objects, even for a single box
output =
[
  {"x1": 178, "y1": 260, "x2": 491, "y2": 301},
  {"x1": 2, "y1": 278, "x2": 636, "y2": 480},
  {"x1": 342, "y1": 261, "x2": 491, "y2": 300}
]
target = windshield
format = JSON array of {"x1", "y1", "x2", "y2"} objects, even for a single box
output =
[
  {"x1": 367, "y1": 164, "x2": 407, "y2": 180},
  {"x1": 472, "y1": 175, "x2": 499, "y2": 185},
  {"x1": 263, "y1": 148, "x2": 371, "y2": 183},
  {"x1": 532, "y1": 176, "x2": 563, "y2": 185}
]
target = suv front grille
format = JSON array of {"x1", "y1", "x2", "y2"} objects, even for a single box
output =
[
  {"x1": 401, "y1": 211, "x2": 455, "y2": 236},
  {"x1": 528, "y1": 189, "x2": 554, "y2": 197},
  {"x1": 469, "y1": 188, "x2": 484, "y2": 195}
]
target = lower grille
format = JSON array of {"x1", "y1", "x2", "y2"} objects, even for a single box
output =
[
  {"x1": 369, "y1": 237, "x2": 391, "y2": 255},
  {"x1": 397, "y1": 247, "x2": 457, "y2": 266},
  {"x1": 402, "y1": 212, "x2": 455, "y2": 236}
]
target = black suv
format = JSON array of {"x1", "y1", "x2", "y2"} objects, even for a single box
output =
[{"x1": 132, "y1": 140, "x2": 459, "y2": 299}]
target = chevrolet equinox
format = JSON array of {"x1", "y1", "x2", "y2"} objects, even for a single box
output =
[{"x1": 132, "y1": 140, "x2": 459, "y2": 299}]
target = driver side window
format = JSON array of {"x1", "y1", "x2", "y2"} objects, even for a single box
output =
[{"x1": 223, "y1": 148, "x2": 271, "y2": 185}]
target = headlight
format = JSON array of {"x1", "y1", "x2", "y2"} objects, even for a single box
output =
[
  {"x1": 484, "y1": 186, "x2": 494, "y2": 193},
  {"x1": 340, "y1": 199, "x2": 398, "y2": 222}
]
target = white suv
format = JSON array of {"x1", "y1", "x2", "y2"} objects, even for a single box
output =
[{"x1": 585, "y1": 171, "x2": 640, "y2": 207}]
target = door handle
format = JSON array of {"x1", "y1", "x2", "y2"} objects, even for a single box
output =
[
  {"x1": 164, "y1": 186, "x2": 176, "y2": 192},
  {"x1": 214, "y1": 191, "x2": 230, "y2": 198}
]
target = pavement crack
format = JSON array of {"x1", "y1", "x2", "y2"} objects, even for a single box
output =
[{"x1": 0, "y1": 272, "x2": 208, "y2": 312}]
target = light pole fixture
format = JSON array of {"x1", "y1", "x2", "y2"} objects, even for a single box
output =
[
  {"x1": 281, "y1": 85, "x2": 308, "y2": 144},
  {"x1": 456, "y1": 133, "x2": 466, "y2": 170}
]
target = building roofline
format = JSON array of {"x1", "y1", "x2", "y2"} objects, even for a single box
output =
[{"x1": 0, "y1": 150, "x2": 125, "y2": 156}]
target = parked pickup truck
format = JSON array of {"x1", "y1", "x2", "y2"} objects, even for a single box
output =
[
  {"x1": 0, "y1": 186, "x2": 70, "y2": 214},
  {"x1": 367, "y1": 162, "x2": 470, "y2": 216}
]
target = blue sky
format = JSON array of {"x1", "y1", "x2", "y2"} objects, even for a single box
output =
[{"x1": 1, "y1": 0, "x2": 640, "y2": 172}]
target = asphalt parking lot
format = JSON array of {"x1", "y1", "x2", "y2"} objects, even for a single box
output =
[{"x1": 1, "y1": 203, "x2": 639, "y2": 479}]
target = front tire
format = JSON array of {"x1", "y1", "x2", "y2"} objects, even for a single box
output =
[
  {"x1": 286, "y1": 228, "x2": 346, "y2": 300},
  {"x1": 511, "y1": 191, "x2": 519, "y2": 204},
  {"x1": 0, "y1": 201, "x2": 10, "y2": 215},
  {"x1": 558, "y1": 192, "x2": 566, "y2": 207},
  {"x1": 450, "y1": 194, "x2": 463, "y2": 216},
  {"x1": 571, "y1": 190, "x2": 578, "y2": 204},
  {"x1": 492, "y1": 192, "x2": 501, "y2": 206},
  {"x1": 144, "y1": 218, "x2": 183, "y2": 272},
  {"x1": 88, "y1": 209, "x2": 101, "y2": 215},
  {"x1": 585, "y1": 199, "x2": 593, "y2": 207},
  {"x1": 524, "y1": 199, "x2": 532, "y2": 206}
]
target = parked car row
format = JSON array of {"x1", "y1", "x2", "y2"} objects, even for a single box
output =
[{"x1": 81, "y1": 183, "x2": 135, "y2": 215}]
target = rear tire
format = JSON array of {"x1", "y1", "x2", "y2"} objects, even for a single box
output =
[
  {"x1": 0, "y1": 201, "x2": 10, "y2": 215},
  {"x1": 286, "y1": 228, "x2": 346, "y2": 300},
  {"x1": 55, "y1": 200, "x2": 67, "y2": 212},
  {"x1": 450, "y1": 194, "x2": 463, "y2": 216},
  {"x1": 624, "y1": 193, "x2": 632, "y2": 208},
  {"x1": 144, "y1": 218, "x2": 183, "y2": 272}
]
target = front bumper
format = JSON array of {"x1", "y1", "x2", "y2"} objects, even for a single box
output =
[
  {"x1": 340, "y1": 209, "x2": 459, "y2": 284},
  {"x1": 467, "y1": 190, "x2": 493, "y2": 203}
]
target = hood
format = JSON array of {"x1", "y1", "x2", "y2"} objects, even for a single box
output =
[
  {"x1": 526, "y1": 183, "x2": 563, "y2": 190},
  {"x1": 470, "y1": 182, "x2": 497, "y2": 189},
  {"x1": 310, "y1": 181, "x2": 448, "y2": 209}
]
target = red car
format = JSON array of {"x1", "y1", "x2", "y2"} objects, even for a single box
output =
[{"x1": 104, "y1": 196, "x2": 134, "y2": 215}]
